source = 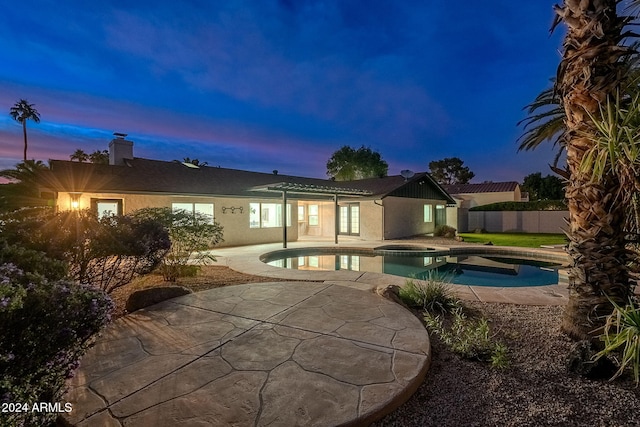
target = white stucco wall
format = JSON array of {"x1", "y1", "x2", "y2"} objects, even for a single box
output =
[
  {"x1": 382, "y1": 197, "x2": 446, "y2": 239},
  {"x1": 56, "y1": 192, "x2": 298, "y2": 247}
]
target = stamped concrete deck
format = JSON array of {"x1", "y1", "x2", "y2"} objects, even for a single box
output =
[
  {"x1": 65, "y1": 281, "x2": 430, "y2": 426},
  {"x1": 65, "y1": 240, "x2": 569, "y2": 426}
]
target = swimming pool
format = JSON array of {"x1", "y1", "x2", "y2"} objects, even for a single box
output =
[{"x1": 262, "y1": 247, "x2": 565, "y2": 288}]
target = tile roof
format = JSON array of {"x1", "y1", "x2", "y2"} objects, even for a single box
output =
[
  {"x1": 443, "y1": 181, "x2": 520, "y2": 195},
  {"x1": 41, "y1": 158, "x2": 454, "y2": 202}
]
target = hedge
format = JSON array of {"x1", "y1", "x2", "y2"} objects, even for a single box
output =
[{"x1": 470, "y1": 200, "x2": 567, "y2": 211}]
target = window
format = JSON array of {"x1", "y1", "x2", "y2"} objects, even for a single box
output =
[
  {"x1": 308, "y1": 204, "x2": 319, "y2": 226},
  {"x1": 250, "y1": 202, "x2": 292, "y2": 228},
  {"x1": 91, "y1": 198, "x2": 123, "y2": 219},
  {"x1": 339, "y1": 255, "x2": 360, "y2": 271},
  {"x1": 298, "y1": 206, "x2": 305, "y2": 221},
  {"x1": 172, "y1": 202, "x2": 214, "y2": 224},
  {"x1": 424, "y1": 204, "x2": 433, "y2": 222}
]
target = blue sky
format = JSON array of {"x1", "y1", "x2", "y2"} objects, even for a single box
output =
[{"x1": 0, "y1": 1, "x2": 564, "y2": 182}]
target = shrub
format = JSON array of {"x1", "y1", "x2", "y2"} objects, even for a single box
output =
[
  {"x1": 434, "y1": 224, "x2": 456, "y2": 238},
  {"x1": 594, "y1": 299, "x2": 640, "y2": 385},
  {"x1": 132, "y1": 208, "x2": 224, "y2": 281},
  {"x1": 0, "y1": 242, "x2": 67, "y2": 282},
  {"x1": 469, "y1": 200, "x2": 567, "y2": 211},
  {"x1": 425, "y1": 307, "x2": 509, "y2": 368},
  {"x1": 0, "y1": 263, "x2": 113, "y2": 427},
  {"x1": 399, "y1": 276, "x2": 460, "y2": 314},
  {"x1": 0, "y1": 209, "x2": 171, "y2": 293}
]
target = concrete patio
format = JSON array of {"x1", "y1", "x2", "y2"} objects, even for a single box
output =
[
  {"x1": 64, "y1": 239, "x2": 569, "y2": 426},
  {"x1": 65, "y1": 281, "x2": 430, "y2": 426}
]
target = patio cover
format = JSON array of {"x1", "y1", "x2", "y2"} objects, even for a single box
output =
[{"x1": 248, "y1": 182, "x2": 373, "y2": 247}]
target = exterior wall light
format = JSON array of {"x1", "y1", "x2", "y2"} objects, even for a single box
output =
[{"x1": 70, "y1": 193, "x2": 82, "y2": 210}]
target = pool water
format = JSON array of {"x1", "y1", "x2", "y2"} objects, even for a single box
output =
[{"x1": 267, "y1": 252, "x2": 561, "y2": 287}]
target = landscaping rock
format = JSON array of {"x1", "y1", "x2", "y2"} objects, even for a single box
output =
[{"x1": 125, "y1": 286, "x2": 192, "y2": 313}]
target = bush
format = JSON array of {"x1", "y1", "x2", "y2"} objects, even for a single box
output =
[
  {"x1": 399, "y1": 276, "x2": 460, "y2": 314},
  {"x1": 434, "y1": 224, "x2": 457, "y2": 238},
  {"x1": 469, "y1": 200, "x2": 567, "y2": 211},
  {"x1": 594, "y1": 299, "x2": 640, "y2": 385},
  {"x1": 0, "y1": 209, "x2": 171, "y2": 293},
  {"x1": 425, "y1": 307, "x2": 509, "y2": 368},
  {"x1": 0, "y1": 264, "x2": 114, "y2": 427},
  {"x1": 0, "y1": 243, "x2": 67, "y2": 282},
  {"x1": 132, "y1": 208, "x2": 224, "y2": 281}
]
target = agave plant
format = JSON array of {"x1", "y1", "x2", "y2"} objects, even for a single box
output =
[{"x1": 594, "y1": 298, "x2": 640, "y2": 385}]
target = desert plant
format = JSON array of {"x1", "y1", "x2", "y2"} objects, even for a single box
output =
[
  {"x1": 434, "y1": 224, "x2": 456, "y2": 238},
  {"x1": 132, "y1": 207, "x2": 224, "y2": 281},
  {"x1": 425, "y1": 307, "x2": 509, "y2": 368},
  {"x1": 593, "y1": 298, "x2": 640, "y2": 385},
  {"x1": 399, "y1": 275, "x2": 460, "y2": 314},
  {"x1": 0, "y1": 208, "x2": 171, "y2": 292},
  {"x1": 0, "y1": 263, "x2": 113, "y2": 426}
]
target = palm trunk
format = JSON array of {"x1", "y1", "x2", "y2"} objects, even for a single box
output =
[
  {"x1": 22, "y1": 120, "x2": 27, "y2": 162},
  {"x1": 556, "y1": 0, "x2": 633, "y2": 341}
]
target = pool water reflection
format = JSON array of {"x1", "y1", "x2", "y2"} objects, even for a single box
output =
[{"x1": 267, "y1": 253, "x2": 560, "y2": 287}]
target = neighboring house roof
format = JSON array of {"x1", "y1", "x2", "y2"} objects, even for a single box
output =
[
  {"x1": 41, "y1": 158, "x2": 455, "y2": 203},
  {"x1": 443, "y1": 181, "x2": 520, "y2": 195}
]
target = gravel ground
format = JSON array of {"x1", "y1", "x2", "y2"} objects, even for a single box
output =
[{"x1": 373, "y1": 302, "x2": 640, "y2": 427}]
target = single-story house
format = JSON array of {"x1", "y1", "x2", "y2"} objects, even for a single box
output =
[{"x1": 39, "y1": 135, "x2": 456, "y2": 247}]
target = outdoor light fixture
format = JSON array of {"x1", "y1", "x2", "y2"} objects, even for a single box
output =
[{"x1": 70, "y1": 193, "x2": 82, "y2": 210}]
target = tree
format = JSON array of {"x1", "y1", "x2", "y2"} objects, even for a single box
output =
[
  {"x1": 70, "y1": 149, "x2": 89, "y2": 162},
  {"x1": 0, "y1": 160, "x2": 49, "y2": 210},
  {"x1": 89, "y1": 150, "x2": 109, "y2": 164},
  {"x1": 9, "y1": 99, "x2": 41, "y2": 162},
  {"x1": 517, "y1": 81, "x2": 567, "y2": 173},
  {"x1": 326, "y1": 146, "x2": 388, "y2": 181},
  {"x1": 550, "y1": 1, "x2": 637, "y2": 341},
  {"x1": 0, "y1": 208, "x2": 171, "y2": 292},
  {"x1": 521, "y1": 173, "x2": 565, "y2": 200},
  {"x1": 428, "y1": 157, "x2": 475, "y2": 185}
]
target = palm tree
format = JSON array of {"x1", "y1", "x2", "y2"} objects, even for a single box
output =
[
  {"x1": 517, "y1": 82, "x2": 568, "y2": 178},
  {"x1": 70, "y1": 149, "x2": 89, "y2": 162},
  {"x1": 89, "y1": 150, "x2": 109, "y2": 164},
  {"x1": 0, "y1": 160, "x2": 50, "y2": 209},
  {"x1": 551, "y1": 0, "x2": 637, "y2": 341},
  {"x1": 9, "y1": 99, "x2": 41, "y2": 162},
  {"x1": 0, "y1": 160, "x2": 49, "y2": 184}
]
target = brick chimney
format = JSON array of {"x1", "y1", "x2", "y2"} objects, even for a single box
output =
[{"x1": 109, "y1": 133, "x2": 133, "y2": 165}]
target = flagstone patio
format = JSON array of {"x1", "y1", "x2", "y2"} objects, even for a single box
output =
[{"x1": 64, "y1": 281, "x2": 430, "y2": 426}]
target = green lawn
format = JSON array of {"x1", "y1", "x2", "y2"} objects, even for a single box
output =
[{"x1": 457, "y1": 232, "x2": 567, "y2": 248}]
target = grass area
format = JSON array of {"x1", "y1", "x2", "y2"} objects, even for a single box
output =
[{"x1": 457, "y1": 232, "x2": 567, "y2": 248}]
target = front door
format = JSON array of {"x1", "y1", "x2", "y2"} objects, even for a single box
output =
[{"x1": 339, "y1": 203, "x2": 360, "y2": 235}]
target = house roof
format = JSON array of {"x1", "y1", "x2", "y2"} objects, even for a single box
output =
[
  {"x1": 41, "y1": 158, "x2": 455, "y2": 203},
  {"x1": 443, "y1": 181, "x2": 520, "y2": 195}
]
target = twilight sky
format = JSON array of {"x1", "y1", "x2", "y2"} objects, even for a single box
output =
[{"x1": 0, "y1": 1, "x2": 565, "y2": 182}]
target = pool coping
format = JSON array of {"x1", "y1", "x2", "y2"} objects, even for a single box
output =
[{"x1": 210, "y1": 241, "x2": 571, "y2": 306}]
